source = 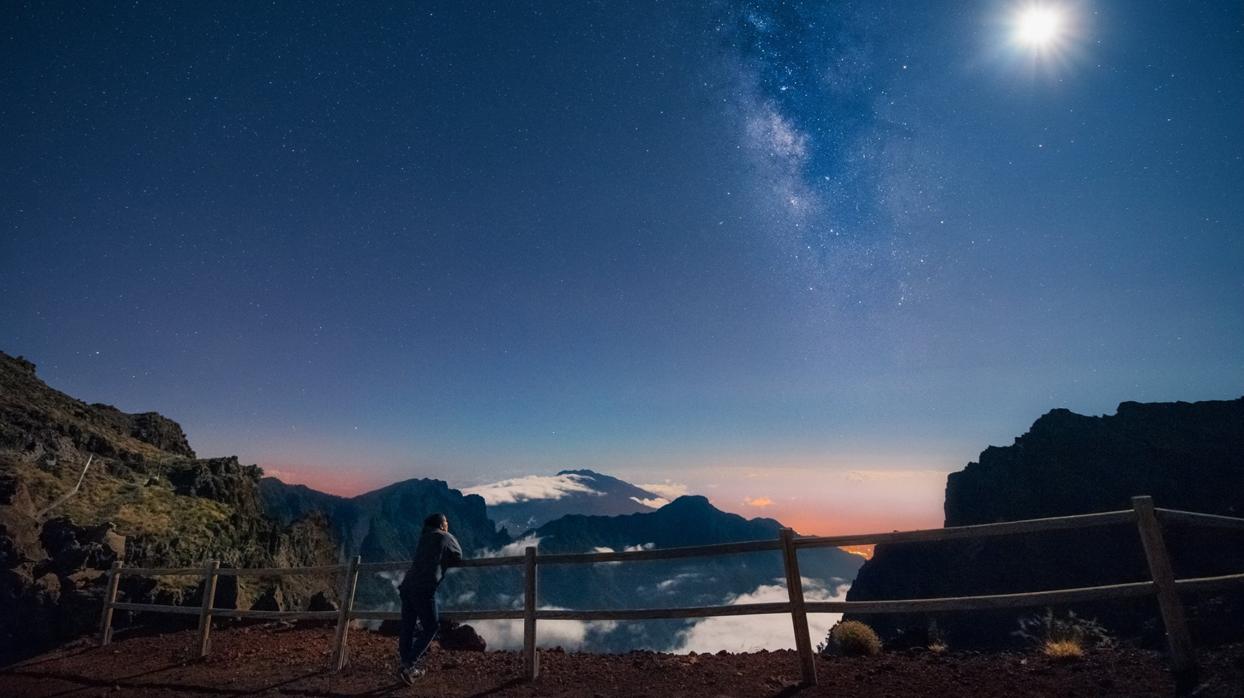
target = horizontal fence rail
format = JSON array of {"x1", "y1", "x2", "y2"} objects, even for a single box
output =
[
  {"x1": 1156, "y1": 508, "x2": 1244, "y2": 532},
  {"x1": 1175, "y1": 571, "x2": 1244, "y2": 594},
  {"x1": 119, "y1": 566, "x2": 204, "y2": 577},
  {"x1": 95, "y1": 496, "x2": 1244, "y2": 686},
  {"x1": 805, "y1": 580, "x2": 1158, "y2": 614},
  {"x1": 219, "y1": 564, "x2": 345, "y2": 577},
  {"x1": 793, "y1": 509, "x2": 1136, "y2": 549}
]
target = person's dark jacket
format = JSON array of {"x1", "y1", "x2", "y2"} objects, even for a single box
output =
[{"x1": 399, "y1": 528, "x2": 463, "y2": 597}]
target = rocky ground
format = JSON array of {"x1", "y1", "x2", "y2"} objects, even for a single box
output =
[{"x1": 2, "y1": 624, "x2": 1243, "y2": 697}]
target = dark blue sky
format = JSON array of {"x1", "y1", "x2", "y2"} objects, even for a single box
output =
[{"x1": 3, "y1": 1, "x2": 1241, "y2": 531}]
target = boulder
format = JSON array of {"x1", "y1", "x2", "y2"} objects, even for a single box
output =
[
  {"x1": 101, "y1": 529, "x2": 126, "y2": 559},
  {"x1": 437, "y1": 620, "x2": 486, "y2": 652},
  {"x1": 37, "y1": 518, "x2": 124, "y2": 577},
  {"x1": 250, "y1": 585, "x2": 285, "y2": 612},
  {"x1": 30, "y1": 572, "x2": 60, "y2": 605},
  {"x1": 66, "y1": 568, "x2": 105, "y2": 591},
  {"x1": 196, "y1": 574, "x2": 239, "y2": 611},
  {"x1": 307, "y1": 591, "x2": 337, "y2": 612}
]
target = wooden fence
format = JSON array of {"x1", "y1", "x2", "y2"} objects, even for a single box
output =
[{"x1": 97, "y1": 496, "x2": 1244, "y2": 686}]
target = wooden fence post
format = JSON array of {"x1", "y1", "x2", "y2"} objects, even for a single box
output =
[
  {"x1": 780, "y1": 528, "x2": 817, "y2": 686},
  {"x1": 331, "y1": 556, "x2": 361, "y2": 672},
  {"x1": 523, "y1": 546, "x2": 539, "y2": 681},
  {"x1": 98, "y1": 560, "x2": 122, "y2": 646},
  {"x1": 1132, "y1": 496, "x2": 1196, "y2": 676},
  {"x1": 197, "y1": 560, "x2": 220, "y2": 657}
]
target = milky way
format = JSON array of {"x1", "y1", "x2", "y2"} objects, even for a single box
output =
[
  {"x1": 709, "y1": 2, "x2": 939, "y2": 312},
  {"x1": 2, "y1": 1, "x2": 1241, "y2": 532}
]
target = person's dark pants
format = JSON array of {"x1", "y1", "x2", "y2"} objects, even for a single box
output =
[{"x1": 399, "y1": 589, "x2": 438, "y2": 667}]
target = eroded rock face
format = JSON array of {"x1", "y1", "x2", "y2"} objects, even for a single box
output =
[
  {"x1": 846, "y1": 398, "x2": 1244, "y2": 648},
  {"x1": 36, "y1": 518, "x2": 125, "y2": 577},
  {"x1": 166, "y1": 457, "x2": 264, "y2": 518},
  {"x1": 88, "y1": 404, "x2": 196, "y2": 459}
]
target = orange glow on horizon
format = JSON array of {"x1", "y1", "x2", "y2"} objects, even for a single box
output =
[
  {"x1": 768, "y1": 509, "x2": 942, "y2": 538},
  {"x1": 260, "y1": 461, "x2": 949, "y2": 541},
  {"x1": 839, "y1": 545, "x2": 875, "y2": 560},
  {"x1": 260, "y1": 462, "x2": 387, "y2": 497}
]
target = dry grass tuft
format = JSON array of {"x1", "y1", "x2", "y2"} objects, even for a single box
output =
[{"x1": 1043, "y1": 639, "x2": 1084, "y2": 661}]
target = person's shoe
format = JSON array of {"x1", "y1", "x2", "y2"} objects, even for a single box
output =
[{"x1": 397, "y1": 664, "x2": 425, "y2": 685}]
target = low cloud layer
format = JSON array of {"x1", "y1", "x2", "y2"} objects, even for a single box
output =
[
  {"x1": 637, "y1": 481, "x2": 689, "y2": 501},
  {"x1": 589, "y1": 542, "x2": 655, "y2": 566},
  {"x1": 464, "y1": 474, "x2": 602, "y2": 505},
  {"x1": 465, "y1": 576, "x2": 849, "y2": 654},
  {"x1": 479, "y1": 534, "x2": 543, "y2": 558},
  {"x1": 674, "y1": 577, "x2": 849, "y2": 654},
  {"x1": 473, "y1": 610, "x2": 620, "y2": 651}
]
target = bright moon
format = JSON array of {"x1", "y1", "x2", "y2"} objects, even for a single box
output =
[{"x1": 1015, "y1": 6, "x2": 1062, "y2": 47}]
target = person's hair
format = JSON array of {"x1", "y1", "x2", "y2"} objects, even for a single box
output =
[{"x1": 423, "y1": 512, "x2": 447, "y2": 530}]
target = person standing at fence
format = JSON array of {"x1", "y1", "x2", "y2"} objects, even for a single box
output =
[{"x1": 396, "y1": 512, "x2": 463, "y2": 685}]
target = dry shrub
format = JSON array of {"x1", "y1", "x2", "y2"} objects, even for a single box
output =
[
  {"x1": 1043, "y1": 639, "x2": 1084, "y2": 661},
  {"x1": 822, "y1": 620, "x2": 882, "y2": 657}
]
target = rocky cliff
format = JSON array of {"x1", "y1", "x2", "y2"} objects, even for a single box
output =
[
  {"x1": 846, "y1": 398, "x2": 1244, "y2": 648},
  {"x1": 0, "y1": 352, "x2": 338, "y2": 664}
]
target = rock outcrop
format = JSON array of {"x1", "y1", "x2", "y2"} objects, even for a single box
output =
[
  {"x1": 846, "y1": 398, "x2": 1244, "y2": 648},
  {"x1": 166, "y1": 457, "x2": 265, "y2": 517}
]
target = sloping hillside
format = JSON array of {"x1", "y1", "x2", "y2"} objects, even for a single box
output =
[{"x1": 0, "y1": 352, "x2": 337, "y2": 664}]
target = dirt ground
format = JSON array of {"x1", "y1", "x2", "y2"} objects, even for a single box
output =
[{"x1": 1, "y1": 623, "x2": 1242, "y2": 697}]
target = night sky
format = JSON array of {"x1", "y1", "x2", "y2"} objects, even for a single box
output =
[{"x1": 3, "y1": 1, "x2": 1242, "y2": 533}]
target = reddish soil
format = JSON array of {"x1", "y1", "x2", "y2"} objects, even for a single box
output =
[{"x1": 2, "y1": 624, "x2": 1242, "y2": 697}]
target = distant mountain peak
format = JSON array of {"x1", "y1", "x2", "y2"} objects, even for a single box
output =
[
  {"x1": 556, "y1": 468, "x2": 603, "y2": 478},
  {"x1": 466, "y1": 469, "x2": 670, "y2": 535},
  {"x1": 661, "y1": 494, "x2": 713, "y2": 511}
]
